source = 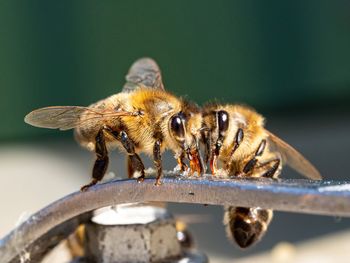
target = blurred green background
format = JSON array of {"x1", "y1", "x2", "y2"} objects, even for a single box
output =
[
  {"x1": 1, "y1": 0, "x2": 350, "y2": 141},
  {"x1": 1, "y1": 1, "x2": 350, "y2": 261}
]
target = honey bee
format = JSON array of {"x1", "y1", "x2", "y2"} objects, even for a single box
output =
[
  {"x1": 25, "y1": 58, "x2": 204, "y2": 190},
  {"x1": 202, "y1": 103, "x2": 321, "y2": 248}
]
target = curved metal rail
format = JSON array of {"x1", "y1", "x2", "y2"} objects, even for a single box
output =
[{"x1": 1, "y1": 176, "x2": 350, "y2": 262}]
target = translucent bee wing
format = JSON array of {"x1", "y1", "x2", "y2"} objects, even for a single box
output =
[
  {"x1": 123, "y1": 57, "x2": 165, "y2": 92},
  {"x1": 24, "y1": 106, "x2": 133, "y2": 131},
  {"x1": 266, "y1": 130, "x2": 322, "y2": 180}
]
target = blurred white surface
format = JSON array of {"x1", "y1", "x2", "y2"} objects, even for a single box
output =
[
  {"x1": 0, "y1": 144, "x2": 88, "y2": 237},
  {"x1": 233, "y1": 230, "x2": 350, "y2": 263}
]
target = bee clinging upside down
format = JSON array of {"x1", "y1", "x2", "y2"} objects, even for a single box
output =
[
  {"x1": 25, "y1": 58, "x2": 204, "y2": 191},
  {"x1": 202, "y1": 104, "x2": 321, "y2": 248}
]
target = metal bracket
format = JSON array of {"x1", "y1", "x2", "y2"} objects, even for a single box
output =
[{"x1": 1, "y1": 175, "x2": 350, "y2": 262}]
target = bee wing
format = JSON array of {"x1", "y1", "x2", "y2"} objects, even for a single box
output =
[
  {"x1": 24, "y1": 106, "x2": 133, "y2": 131},
  {"x1": 123, "y1": 57, "x2": 165, "y2": 92},
  {"x1": 266, "y1": 130, "x2": 322, "y2": 180}
]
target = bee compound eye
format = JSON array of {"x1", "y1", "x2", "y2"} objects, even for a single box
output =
[
  {"x1": 170, "y1": 115, "x2": 185, "y2": 139},
  {"x1": 217, "y1": 110, "x2": 229, "y2": 134}
]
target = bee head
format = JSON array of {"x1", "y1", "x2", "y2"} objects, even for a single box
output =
[
  {"x1": 169, "y1": 112, "x2": 186, "y2": 145},
  {"x1": 169, "y1": 101, "x2": 205, "y2": 174},
  {"x1": 217, "y1": 110, "x2": 230, "y2": 137},
  {"x1": 201, "y1": 109, "x2": 230, "y2": 171},
  {"x1": 169, "y1": 111, "x2": 202, "y2": 154}
]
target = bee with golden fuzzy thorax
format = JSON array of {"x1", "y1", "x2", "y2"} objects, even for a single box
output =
[
  {"x1": 25, "y1": 58, "x2": 204, "y2": 190},
  {"x1": 202, "y1": 103, "x2": 321, "y2": 248}
]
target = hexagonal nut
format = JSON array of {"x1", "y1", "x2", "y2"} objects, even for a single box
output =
[{"x1": 84, "y1": 218, "x2": 181, "y2": 263}]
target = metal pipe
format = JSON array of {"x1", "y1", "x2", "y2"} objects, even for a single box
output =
[{"x1": 1, "y1": 176, "x2": 350, "y2": 262}]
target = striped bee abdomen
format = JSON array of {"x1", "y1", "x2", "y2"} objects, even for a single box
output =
[{"x1": 224, "y1": 206, "x2": 273, "y2": 248}]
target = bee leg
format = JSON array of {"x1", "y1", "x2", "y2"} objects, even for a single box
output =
[
  {"x1": 255, "y1": 158, "x2": 281, "y2": 178},
  {"x1": 126, "y1": 157, "x2": 134, "y2": 179},
  {"x1": 81, "y1": 129, "x2": 109, "y2": 191},
  {"x1": 242, "y1": 139, "x2": 267, "y2": 175},
  {"x1": 203, "y1": 129, "x2": 212, "y2": 164},
  {"x1": 153, "y1": 140, "x2": 163, "y2": 186},
  {"x1": 177, "y1": 151, "x2": 188, "y2": 172},
  {"x1": 226, "y1": 128, "x2": 244, "y2": 171},
  {"x1": 127, "y1": 154, "x2": 146, "y2": 182},
  {"x1": 119, "y1": 131, "x2": 145, "y2": 182}
]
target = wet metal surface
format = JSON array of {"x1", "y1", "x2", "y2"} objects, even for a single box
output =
[{"x1": 1, "y1": 176, "x2": 350, "y2": 262}]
